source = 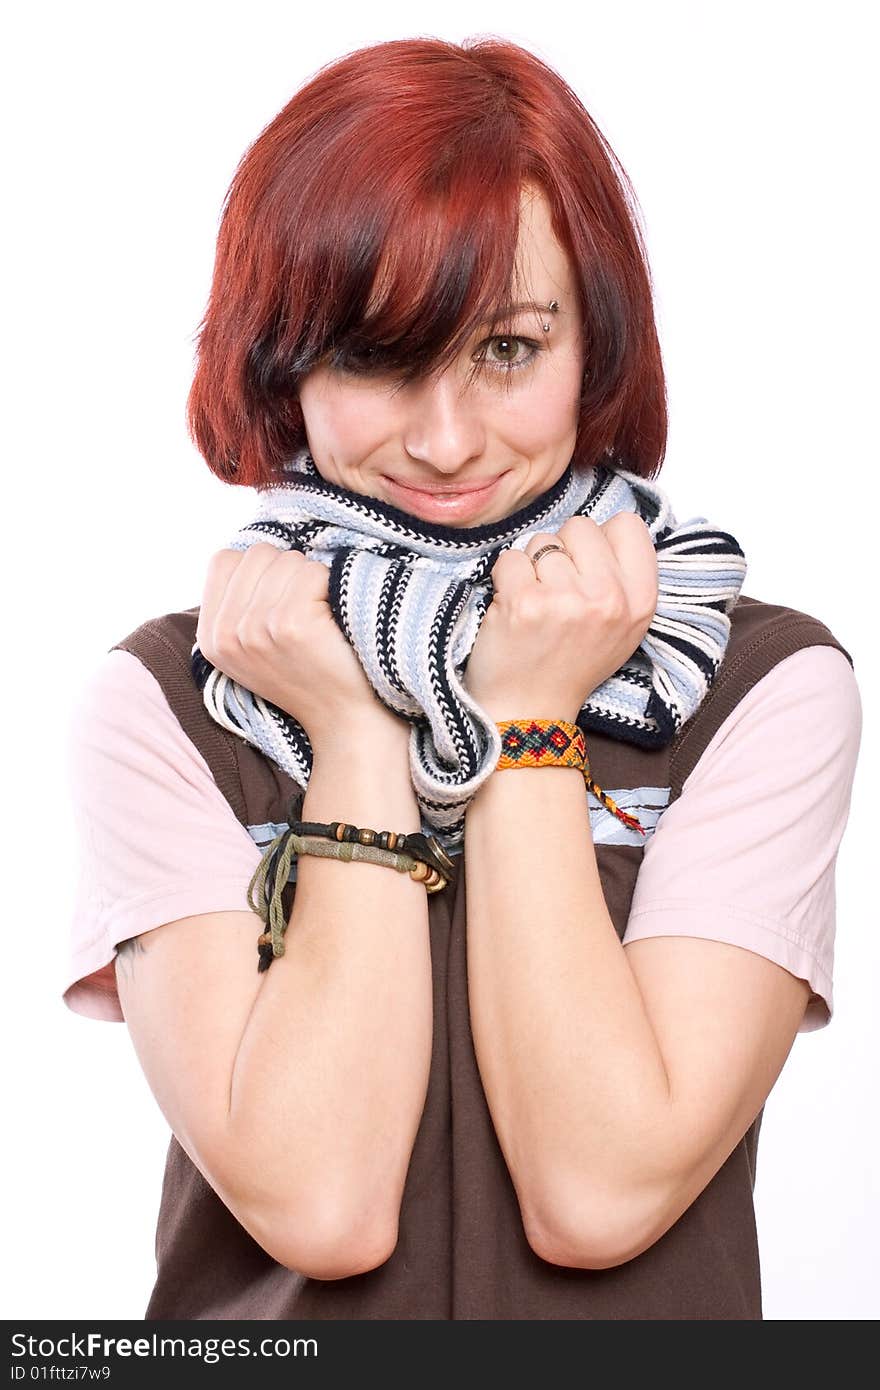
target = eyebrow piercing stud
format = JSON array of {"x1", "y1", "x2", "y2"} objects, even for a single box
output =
[{"x1": 542, "y1": 300, "x2": 560, "y2": 332}]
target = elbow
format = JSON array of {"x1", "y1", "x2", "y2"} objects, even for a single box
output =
[
  {"x1": 239, "y1": 1193, "x2": 400, "y2": 1280},
  {"x1": 208, "y1": 1127, "x2": 404, "y2": 1279},
  {"x1": 521, "y1": 1176, "x2": 663, "y2": 1272},
  {"x1": 284, "y1": 1213, "x2": 400, "y2": 1281}
]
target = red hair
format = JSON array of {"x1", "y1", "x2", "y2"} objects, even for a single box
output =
[{"x1": 187, "y1": 36, "x2": 668, "y2": 488}]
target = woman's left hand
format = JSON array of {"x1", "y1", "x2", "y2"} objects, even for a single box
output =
[{"x1": 461, "y1": 513, "x2": 659, "y2": 724}]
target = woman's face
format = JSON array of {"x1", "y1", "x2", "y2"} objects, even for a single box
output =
[{"x1": 297, "y1": 185, "x2": 584, "y2": 526}]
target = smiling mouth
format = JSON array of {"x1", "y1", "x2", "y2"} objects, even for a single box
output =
[{"x1": 384, "y1": 475, "x2": 503, "y2": 496}]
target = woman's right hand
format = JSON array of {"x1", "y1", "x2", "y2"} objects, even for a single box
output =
[{"x1": 196, "y1": 543, "x2": 406, "y2": 749}]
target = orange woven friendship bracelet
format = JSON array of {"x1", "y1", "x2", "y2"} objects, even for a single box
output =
[{"x1": 495, "y1": 718, "x2": 647, "y2": 837}]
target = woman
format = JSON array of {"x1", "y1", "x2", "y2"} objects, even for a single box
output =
[{"x1": 63, "y1": 36, "x2": 862, "y2": 1319}]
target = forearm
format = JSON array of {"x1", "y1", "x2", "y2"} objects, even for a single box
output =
[
  {"x1": 225, "y1": 723, "x2": 431, "y2": 1245},
  {"x1": 464, "y1": 760, "x2": 672, "y2": 1252}
]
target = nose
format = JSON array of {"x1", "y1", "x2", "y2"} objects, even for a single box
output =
[{"x1": 401, "y1": 366, "x2": 485, "y2": 475}]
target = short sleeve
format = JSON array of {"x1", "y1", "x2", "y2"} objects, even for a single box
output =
[
  {"x1": 62, "y1": 648, "x2": 264, "y2": 1023},
  {"x1": 622, "y1": 645, "x2": 862, "y2": 1032}
]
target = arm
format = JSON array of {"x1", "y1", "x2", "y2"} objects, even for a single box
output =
[
  {"x1": 223, "y1": 719, "x2": 432, "y2": 1268},
  {"x1": 115, "y1": 713, "x2": 432, "y2": 1280},
  {"x1": 464, "y1": 760, "x2": 811, "y2": 1270},
  {"x1": 457, "y1": 516, "x2": 855, "y2": 1271}
]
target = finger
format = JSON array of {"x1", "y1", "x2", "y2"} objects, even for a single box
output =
[
  {"x1": 526, "y1": 519, "x2": 613, "y2": 592},
  {"x1": 597, "y1": 514, "x2": 659, "y2": 621},
  {"x1": 523, "y1": 531, "x2": 577, "y2": 589},
  {"x1": 243, "y1": 550, "x2": 312, "y2": 640},
  {"x1": 299, "y1": 553, "x2": 331, "y2": 599},
  {"x1": 488, "y1": 545, "x2": 539, "y2": 602},
  {"x1": 217, "y1": 542, "x2": 291, "y2": 626},
  {"x1": 269, "y1": 553, "x2": 331, "y2": 637},
  {"x1": 197, "y1": 547, "x2": 247, "y2": 647}
]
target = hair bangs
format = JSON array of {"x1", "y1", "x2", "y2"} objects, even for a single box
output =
[{"x1": 319, "y1": 173, "x2": 527, "y2": 390}]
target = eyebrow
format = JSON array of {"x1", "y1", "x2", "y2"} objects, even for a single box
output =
[{"x1": 481, "y1": 299, "x2": 559, "y2": 323}]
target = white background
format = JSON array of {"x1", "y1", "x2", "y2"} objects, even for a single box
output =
[{"x1": 4, "y1": 0, "x2": 876, "y2": 1321}]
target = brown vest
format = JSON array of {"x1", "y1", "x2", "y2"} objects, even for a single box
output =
[{"x1": 111, "y1": 593, "x2": 853, "y2": 1320}]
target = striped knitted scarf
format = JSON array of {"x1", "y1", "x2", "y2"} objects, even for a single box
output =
[{"x1": 191, "y1": 448, "x2": 747, "y2": 852}]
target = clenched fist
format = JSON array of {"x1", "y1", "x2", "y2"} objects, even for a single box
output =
[
  {"x1": 195, "y1": 542, "x2": 405, "y2": 749},
  {"x1": 462, "y1": 513, "x2": 659, "y2": 724}
]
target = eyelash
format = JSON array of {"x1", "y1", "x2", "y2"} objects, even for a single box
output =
[{"x1": 333, "y1": 334, "x2": 543, "y2": 378}]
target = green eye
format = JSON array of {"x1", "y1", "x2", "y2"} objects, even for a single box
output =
[{"x1": 475, "y1": 335, "x2": 541, "y2": 373}]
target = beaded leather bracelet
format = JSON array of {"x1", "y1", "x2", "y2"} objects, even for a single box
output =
[
  {"x1": 247, "y1": 807, "x2": 456, "y2": 971},
  {"x1": 495, "y1": 718, "x2": 647, "y2": 838},
  {"x1": 290, "y1": 816, "x2": 455, "y2": 883}
]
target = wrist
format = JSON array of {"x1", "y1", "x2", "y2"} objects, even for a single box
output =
[
  {"x1": 304, "y1": 738, "x2": 421, "y2": 833},
  {"x1": 482, "y1": 703, "x2": 584, "y2": 726},
  {"x1": 310, "y1": 710, "x2": 411, "y2": 761}
]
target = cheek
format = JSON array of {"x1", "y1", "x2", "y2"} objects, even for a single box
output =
[
  {"x1": 299, "y1": 376, "x2": 393, "y2": 460},
  {"x1": 497, "y1": 362, "x2": 582, "y2": 452}
]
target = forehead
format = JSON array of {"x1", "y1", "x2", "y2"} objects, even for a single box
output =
[{"x1": 512, "y1": 183, "x2": 573, "y2": 301}]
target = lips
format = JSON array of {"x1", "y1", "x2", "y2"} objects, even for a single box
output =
[
  {"x1": 386, "y1": 476, "x2": 502, "y2": 496},
  {"x1": 381, "y1": 472, "x2": 507, "y2": 522}
]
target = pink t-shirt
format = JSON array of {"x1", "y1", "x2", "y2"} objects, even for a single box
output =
[{"x1": 61, "y1": 642, "x2": 862, "y2": 1033}]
